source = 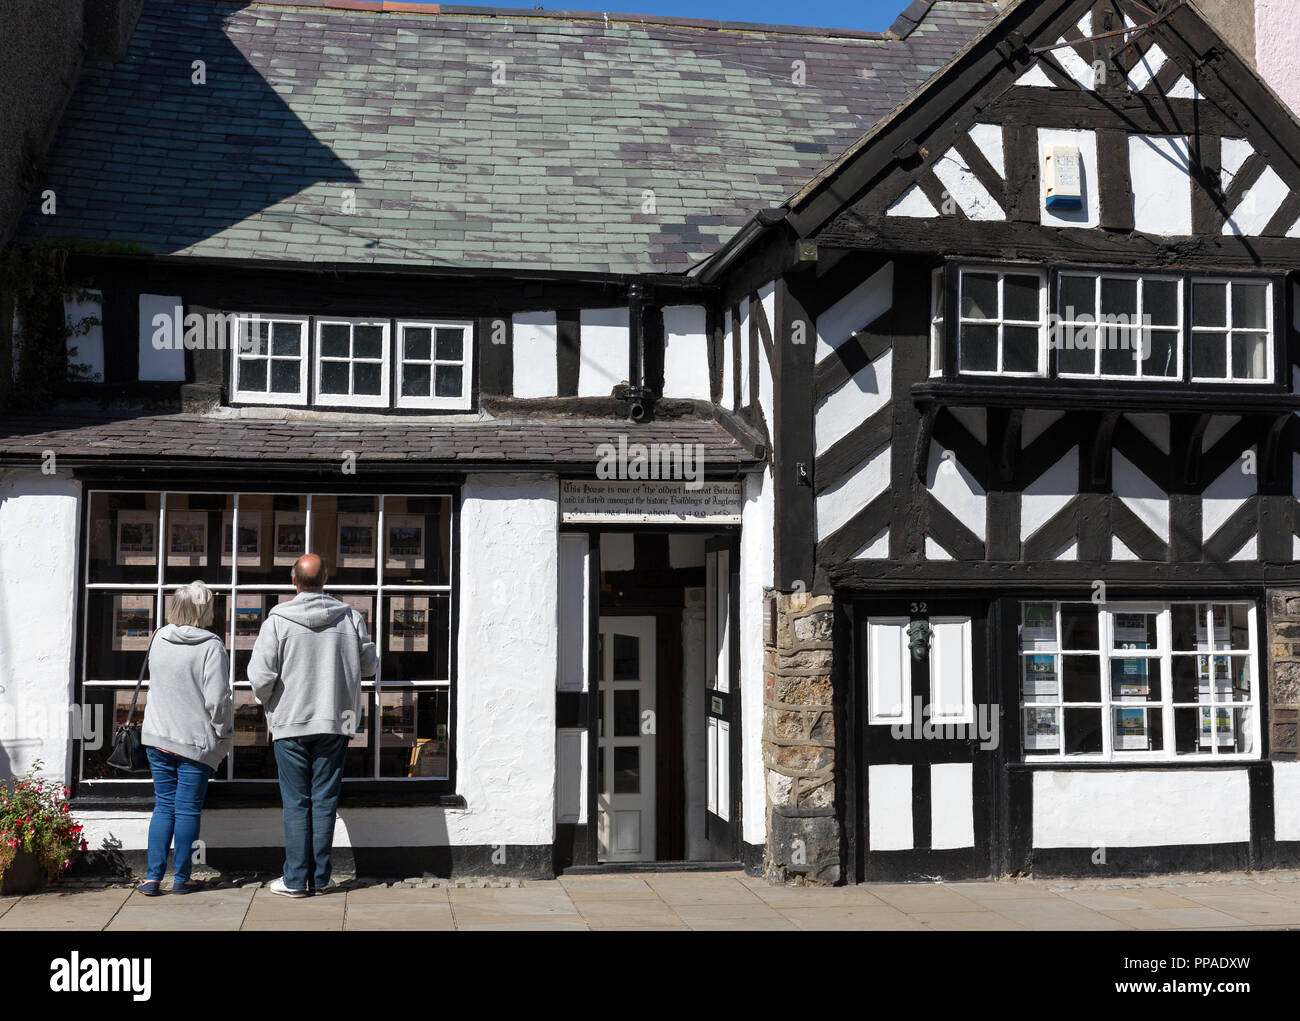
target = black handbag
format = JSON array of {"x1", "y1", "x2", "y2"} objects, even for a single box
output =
[{"x1": 106, "y1": 632, "x2": 155, "y2": 773}]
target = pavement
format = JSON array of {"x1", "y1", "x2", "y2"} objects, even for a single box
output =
[{"x1": 6, "y1": 869, "x2": 1300, "y2": 930}]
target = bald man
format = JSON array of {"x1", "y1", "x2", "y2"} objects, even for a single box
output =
[{"x1": 248, "y1": 553, "x2": 377, "y2": 897}]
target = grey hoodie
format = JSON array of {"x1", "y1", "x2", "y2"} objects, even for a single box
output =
[
  {"x1": 141, "y1": 625, "x2": 234, "y2": 771},
  {"x1": 246, "y1": 591, "x2": 378, "y2": 741}
]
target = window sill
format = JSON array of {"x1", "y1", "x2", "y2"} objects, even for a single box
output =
[
  {"x1": 1008, "y1": 759, "x2": 1263, "y2": 770},
  {"x1": 72, "y1": 785, "x2": 467, "y2": 811},
  {"x1": 914, "y1": 380, "x2": 1300, "y2": 413}
]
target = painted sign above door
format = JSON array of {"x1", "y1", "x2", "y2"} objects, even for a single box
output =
[{"x1": 561, "y1": 480, "x2": 743, "y2": 524}]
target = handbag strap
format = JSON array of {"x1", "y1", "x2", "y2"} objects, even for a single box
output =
[{"x1": 121, "y1": 630, "x2": 158, "y2": 729}]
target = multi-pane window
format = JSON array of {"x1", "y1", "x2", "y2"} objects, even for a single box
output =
[
  {"x1": 957, "y1": 267, "x2": 1047, "y2": 376},
  {"x1": 315, "y1": 319, "x2": 390, "y2": 407},
  {"x1": 1191, "y1": 279, "x2": 1272, "y2": 382},
  {"x1": 229, "y1": 313, "x2": 472, "y2": 408},
  {"x1": 1056, "y1": 273, "x2": 1181, "y2": 379},
  {"x1": 1018, "y1": 601, "x2": 1259, "y2": 762},
  {"x1": 397, "y1": 321, "x2": 473, "y2": 410},
  {"x1": 81, "y1": 490, "x2": 455, "y2": 786},
  {"x1": 233, "y1": 316, "x2": 308, "y2": 403}
]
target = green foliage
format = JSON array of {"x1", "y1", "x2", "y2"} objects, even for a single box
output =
[
  {"x1": 0, "y1": 243, "x2": 102, "y2": 409},
  {"x1": 0, "y1": 760, "x2": 86, "y2": 883}
]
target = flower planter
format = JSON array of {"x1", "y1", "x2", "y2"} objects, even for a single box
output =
[{"x1": 0, "y1": 849, "x2": 47, "y2": 896}]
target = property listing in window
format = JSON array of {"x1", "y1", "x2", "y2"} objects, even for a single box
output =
[{"x1": 1017, "y1": 601, "x2": 1259, "y2": 761}]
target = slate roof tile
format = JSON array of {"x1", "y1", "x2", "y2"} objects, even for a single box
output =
[{"x1": 19, "y1": 0, "x2": 997, "y2": 273}]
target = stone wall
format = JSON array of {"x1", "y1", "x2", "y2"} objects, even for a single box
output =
[
  {"x1": 1267, "y1": 589, "x2": 1300, "y2": 760},
  {"x1": 763, "y1": 590, "x2": 839, "y2": 884}
]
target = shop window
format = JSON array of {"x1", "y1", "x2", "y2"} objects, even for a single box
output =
[
  {"x1": 82, "y1": 490, "x2": 455, "y2": 787},
  {"x1": 1018, "y1": 601, "x2": 1259, "y2": 762}
]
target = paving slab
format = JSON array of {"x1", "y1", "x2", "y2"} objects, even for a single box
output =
[
  {"x1": 0, "y1": 888, "x2": 132, "y2": 930},
  {"x1": 781, "y1": 905, "x2": 927, "y2": 930},
  {"x1": 559, "y1": 877, "x2": 659, "y2": 899},
  {"x1": 914, "y1": 911, "x2": 1030, "y2": 931},
  {"x1": 573, "y1": 897, "x2": 688, "y2": 928},
  {"x1": 869, "y1": 883, "x2": 983, "y2": 914},
  {"x1": 644, "y1": 876, "x2": 764, "y2": 905},
  {"x1": 1097, "y1": 906, "x2": 1254, "y2": 930},
  {"x1": 344, "y1": 902, "x2": 456, "y2": 930},
  {"x1": 242, "y1": 888, "x2": 347, "y2": 924},
  {"x1": 671, "y1": 902, "x2": 798, "y2": 930},
  {"x1": 984, "y1": 898, "x2": 1136, "y2": 931},
  {"x1": 1055, "y1": 888, "x2": 1204, "y2": 911},
  {"x1": 106, "y1": 887, "x2": 256, "y2": 931}
]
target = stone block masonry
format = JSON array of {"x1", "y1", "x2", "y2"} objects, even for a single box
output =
[
  {"x1": 1267, "y1": 589, "x2": 1300, "y2": 760},
  {"x1": 763, "y1": 590, "x2": 839, "y2": 885}
]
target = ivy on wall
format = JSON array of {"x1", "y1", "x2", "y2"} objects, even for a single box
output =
[{"x1": 0, "y1": 243, "x2": 104, "y2": 411}]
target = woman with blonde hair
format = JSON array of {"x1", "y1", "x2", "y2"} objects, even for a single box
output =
[{"x1": 136, "y1": 581, "x2": 233, "y2": 895}]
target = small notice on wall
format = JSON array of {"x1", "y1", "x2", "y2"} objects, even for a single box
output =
[{"x1": 561, "y1": 481, "x2": 743, "y2": 524}]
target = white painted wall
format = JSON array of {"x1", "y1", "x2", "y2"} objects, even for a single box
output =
[
  {"x1": 64, "y1": 291, "x2": 104, "y2": 381},
  {"x1": 757, "y1": 283, "x2": 775, "y2": 429},
  {"x1": 1033, "y1": 769, "x2": 1251, "y2": 847},
  {"x1": 512, "y1": 311, "x2": 558, "y2": 398},
  {"x1": 662, "y1": 305, "x2": 710, "y2": 401},
  {"x1": 815, "y1": 444, "x2": 890, "y2": 542},
  {"x1": 926, "y1": 440, "x2": 986, "y2": 541},
  {"x1": 722, "y1": 308, "x2": 735, "y2": 410},
  {"x1": 1021, "y1": 446, "x2": 1079, "y2": 541},
  {"x1": 138, "y1": 294, "x2": 185, "y2": 381},
  {"x1": 1129, "y1": 135, "x2": 1192, "y2": 235},
  {"x1": 739, "y1": 469, "x2": 773, "y2": 849},
  {"x1": 1256, "y1": 0, "x2": 1300, "y2": 118},
  {"x1": 578, "y1": 308, "x2": 629, "y2": 398},
  {"x1": 0, "y1": 472, "x2": 81, "y2": 784},
  {"x1": 1113, "y1": 451, "x2": 1169, "y2": 543}
]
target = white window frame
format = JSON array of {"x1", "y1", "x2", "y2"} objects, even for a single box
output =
[
  {"x1": 1018, "y1": 600, "x2": 1261, "y2": 763},
  {"x1": 313, "y1": 318, "x2": 392, "y2": 408},
  {"x1": 231, "y1": 315, "x2": 308, "y2": 405},
  {"x1": 1190, "y1": 277, "x2": 1274, "y2": 384},
  {"x1": 929, "y1": 267, "x2": 944, "y2": 378},
  {"x1": 395, "y1": 320, "x2": 474, "y2": 411},
  {"x1": 957, "y1": 265, "x2": 1048, "y2": 378},
  {"x1": 1056, "y1": 271, "x2": 1183, "y2": 380}
]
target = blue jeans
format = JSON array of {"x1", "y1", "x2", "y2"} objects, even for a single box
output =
[
  {"x1": 272, "y1": 734, "x2": 348, "y2": 892},
  {"x1": 146, "y1": 746, "x2": 213, "y2": 883}
]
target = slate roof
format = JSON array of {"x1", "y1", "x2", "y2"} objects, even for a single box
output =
[
  {"x1": 0, "y1": 409, "x2": 760, "y2": 466},
  {"x1": 18, "y1": 0, "x2": 999, "y2": 274}
]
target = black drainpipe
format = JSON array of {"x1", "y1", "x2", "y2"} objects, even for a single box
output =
[{"x1": 617, "y1": 281, "x2": 653, "y2": 421}]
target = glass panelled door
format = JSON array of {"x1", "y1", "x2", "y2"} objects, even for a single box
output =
[
  {"x1": 596, "y1": 616, "x2": 656, "y2": 862},
  {"x1": 704, "y1": 537, "x2": 739, "y2": 859}
]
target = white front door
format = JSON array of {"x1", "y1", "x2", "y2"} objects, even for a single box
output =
[{"x1": 596, "y1": 616, "x2": 656, "y2": 862}]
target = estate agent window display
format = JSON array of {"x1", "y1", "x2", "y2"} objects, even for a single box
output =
[{"x1": 82, "y1": 490, "x2": 455, "y2": 788}]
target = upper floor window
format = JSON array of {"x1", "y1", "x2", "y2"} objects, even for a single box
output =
[
  {"x1": 957, "y1": 267, "x2": 1047, "y2": 376},
  {"x1": 232, "y1": 313, "x2": 473, "y2": 410},
  {"x1": 233, "y1": 317, "x2": 308, "y2": 404},
  {"x1": 930, "y1": 264, "x2": 1281, "y2": 385},
  {"x1": 1057, "y1": 272, "x2": 1182, "y2": 380},
  {"x1": 1191, "y1": 280, "x2": 1272, "y2": 382}
]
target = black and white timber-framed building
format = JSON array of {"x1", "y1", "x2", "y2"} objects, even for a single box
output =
[{"x1": 4, "y1": 0, "x2": 1300, "y2": 883}]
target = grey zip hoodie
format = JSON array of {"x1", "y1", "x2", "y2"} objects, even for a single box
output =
[
  {"x1": 246, "y1": 591, "x2": 378, "y2": 741},
  {"x1": 141, "y1": 625, "x2": 234, "y2": 771}
]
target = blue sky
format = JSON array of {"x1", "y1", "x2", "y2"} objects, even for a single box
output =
[{"x1": 408, "y1": 1, "x2": 914, "y2": 32}]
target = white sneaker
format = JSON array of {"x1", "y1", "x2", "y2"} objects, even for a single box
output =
[{"x1": 268, "y1": 876, "x2": 309, "y2": 899}]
